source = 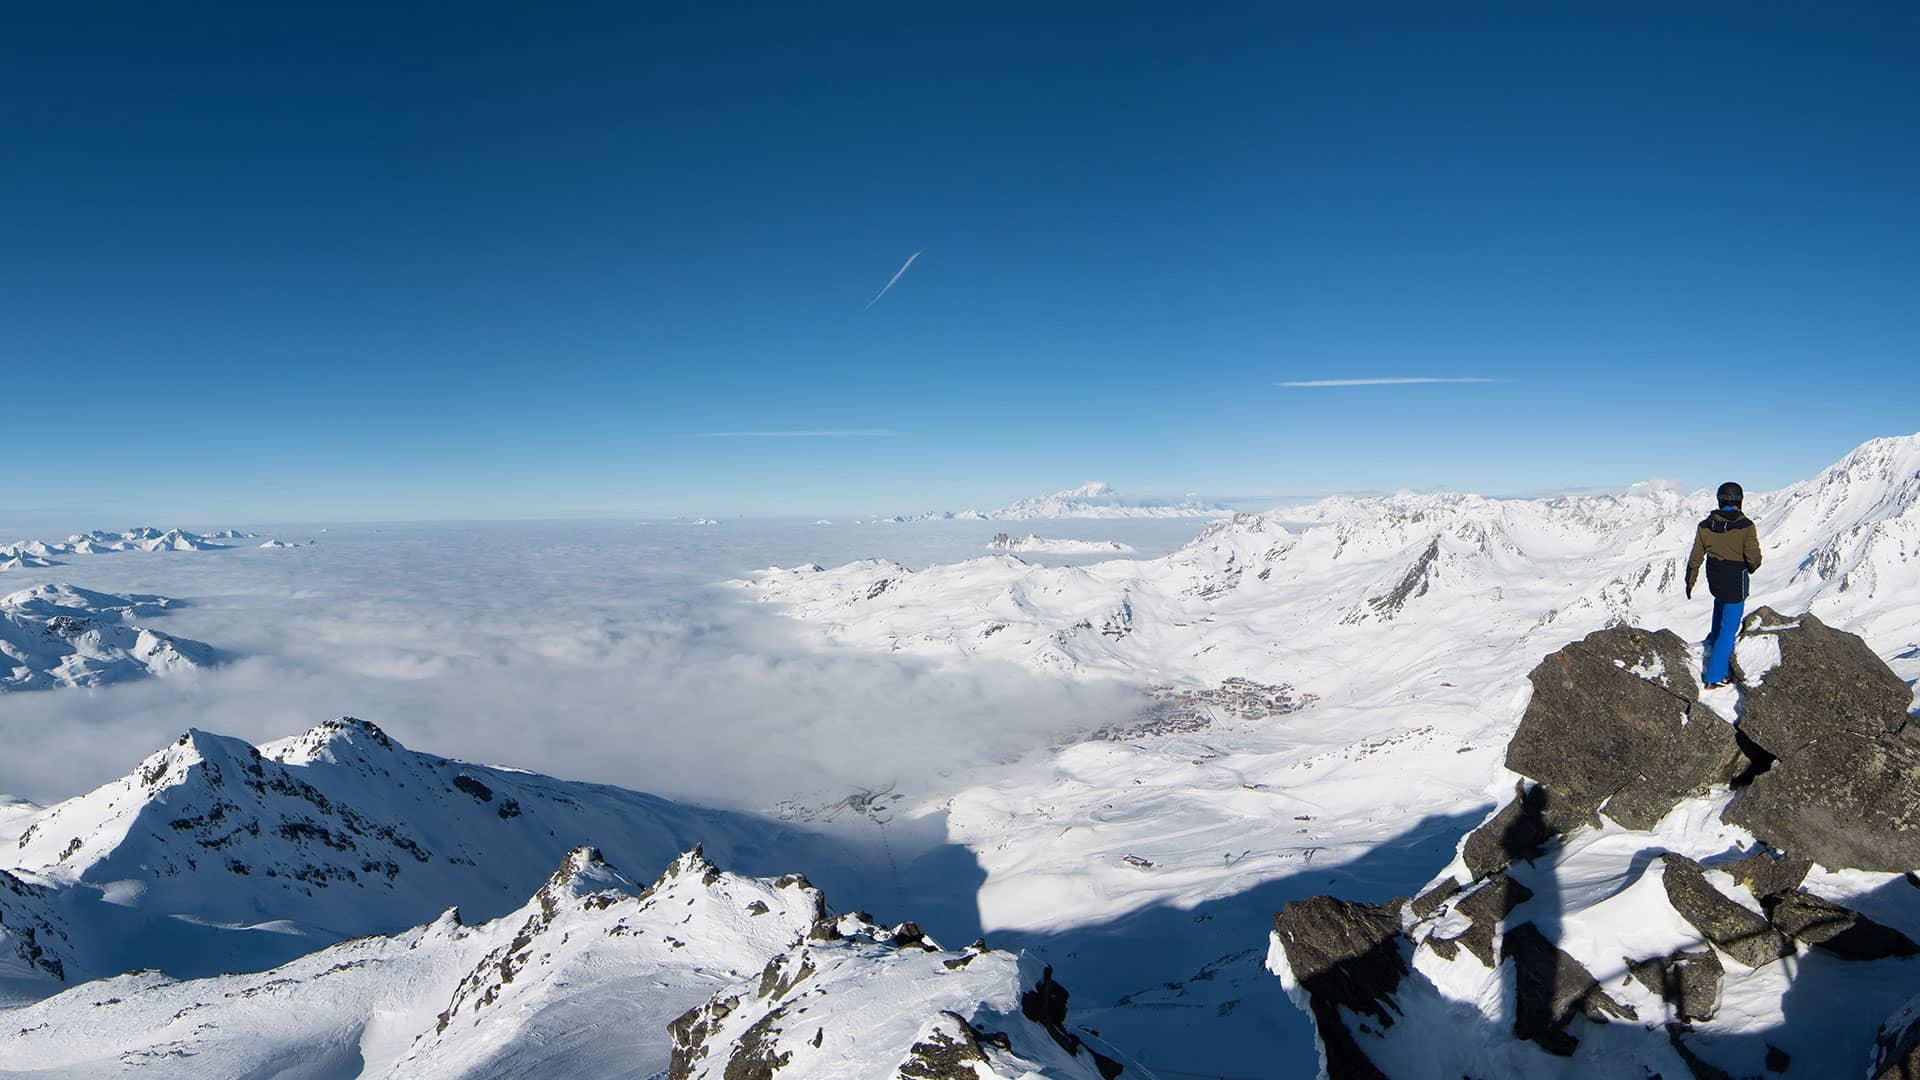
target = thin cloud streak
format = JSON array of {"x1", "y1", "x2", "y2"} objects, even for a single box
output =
[
  {"x1": 1275, "y1": 377, "x2": 1508, "y2": 388},
  {"x1": 864, "y1": 251, "x2": 922, "y2": 309},
  {"x1": 694, "y1": 429, "x2": 899, "y2": 439}
]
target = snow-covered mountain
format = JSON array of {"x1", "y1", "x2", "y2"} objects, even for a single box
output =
[
  {"x1": 884, "y1": 481, "x2": 1232, "y2": 523},
  {"x1": 734, "y1": 432, "x2": 1920, "y2": 1076},
  {"x1": 0, "y1": 584, "x2": 213, "y2": 691},
  {"x1": 746, "y1": 434, "x2": 1920, "y2": 688},
  {"x1": 1, "y1": 527, "x2": 234, "y2": 559},
  {"x1": 2, "y1": 842, "x2": 1109, "y2": 1077},
  {"x1": 987, "y1": 532, "x2": 1136, "y2": 555},
  {"x1": 2, "y1": 718, "x2": 864, "y2": 988}
]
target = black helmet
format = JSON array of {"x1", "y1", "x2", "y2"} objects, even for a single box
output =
[{"x1": 1716, "y1": 481, "x2": 1744, "y2": 508}]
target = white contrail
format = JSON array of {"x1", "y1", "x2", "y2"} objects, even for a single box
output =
[
  {"x1": 865, "y1": 251, "x2": 922, "y2": 309},
  {"x1": 694, "y1": 429, "x2": 899, "y2": 438},
  {"x1": 1275, "y1": 377, "x2": 1507, "y2": 388}
]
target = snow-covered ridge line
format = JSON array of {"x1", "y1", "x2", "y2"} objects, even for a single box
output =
[
  {"x1": 880, "y1": 480, "x2": 1231, "y2": 523},
  {"x1": 0, "y1": 716, "x2": 860, "y2": 992},
  {"x1": 987, "y1": 532, "x2": 1136, "y2": 555},
  {"x1": 742, "y1": 432, "x2": 1920, "y2": 690},
  {"x1": 0, "y1": 583, "x2": 212, "y2": 692},
  {"x1": 0, "y1": 526, "x2": 253, "y2": 563}
]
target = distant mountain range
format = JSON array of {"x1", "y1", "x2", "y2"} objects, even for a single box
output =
[{"x1": 877, "y1": 481, "x2": 1232, "y2": 522}]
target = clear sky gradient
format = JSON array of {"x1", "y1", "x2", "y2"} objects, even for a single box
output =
[{"x1": 5, "y1": 6, "x2": 1917, "y2": 521}]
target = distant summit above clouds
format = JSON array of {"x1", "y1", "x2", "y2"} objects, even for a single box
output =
[
  {"x1": 0, "y1": 584, "x2": 213, "y2": 692},
  {"x1": 883, "y1": 481, "x2": 1232, "y2": 523},
  {"x1": 1, "y1": 526, "x2": 252, "y2": 561}
]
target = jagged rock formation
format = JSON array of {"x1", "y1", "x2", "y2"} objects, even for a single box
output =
[
  {"x1": 0, "y1": 583, "x2": 213, "y2": 690},
  {"x1": 1270, "y1": 609, "x2": 1920, "y2": 1077},
  {"x1": 0, "y1": 846, "x2": 932, "y2": 1077},
  {"x1": 667, "y1": 908, "x2": 1123, "y2": 1079}
]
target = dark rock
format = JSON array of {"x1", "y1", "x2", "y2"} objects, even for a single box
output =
[
  {"x1": 1270, "y1": 896, "x2": 1406, "y2": 1079},
  {"x1": 1765, "y1": 1043, "x2": 1791, "y2": 1072},
  {"x1": 1461, "y1": 781, "x2": 1597, "y2": 879},
  {"x1": 1500, "y1": 922, "x2": 1635, "y2": 1056},
  {"x1": 898, "y1": 1013, "x2": 993, "y2": 1079},
  {"x1": 1408, "y1": 877, "x2": 1460, "y2": 921},
  {"x1": 1726, "y1": 722, "x2": 1920, "y2": 874},
  {"x1": 1661, "y1": 856, "x2": 1793, "y2": 969},
  {"x1": 1737, "y1": 609, "x2": 1914, "y2": 759},
  {"x1": 1625, "y1": 947, "x2": 1723, "y2": 1022},
  {"x1": 1428, "y1": 872, "x2": 1533, "y2": 968},
  {"x1": 1017, "y1": 967, "x2": 1122, "y2": 1079},
  {"x1": 1504, "y1": 626, "x2": 1743, "y2": 829},
  {"x1": 1762, "y1": 889, "x2": 1920, "y2": 961},
  {"x1": 1718, "y1": 848, "x2": 1813, "y2": 900},
  {"x1": 1872, "y1": 994, "x2": 1920, "y2": 1080}
]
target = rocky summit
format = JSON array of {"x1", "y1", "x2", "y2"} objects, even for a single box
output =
[{"x1": 1269, "y1": 609, "x2": 1920, "y2": 1078}]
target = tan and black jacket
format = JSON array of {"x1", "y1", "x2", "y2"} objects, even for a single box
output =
[{"x1": 1685, "y1": 508, "x2": 1763, "y2": 602}]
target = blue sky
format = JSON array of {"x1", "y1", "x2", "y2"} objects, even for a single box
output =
[{"x1": 4, "y1": 6, "x2": 1917, "y2": 521}]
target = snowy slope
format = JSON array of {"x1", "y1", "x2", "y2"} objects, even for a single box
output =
[
  {"x1": 734, "y1": 432, "x2": 1920, "y2": 1077},
  {"x1": 2, "y1": 718, "x2": 853, "y2": 986},
  {"x1": 0, "y1": 584, "x2": 213, "y2": 691},
  {"x1": 0, "y1": 847, "x2": 822, "y2": 1077},
  {"x1": 3, "y1": 844, "x2": 1118, "y2": 1079}
]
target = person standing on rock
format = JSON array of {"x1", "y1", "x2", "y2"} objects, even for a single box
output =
[{"x1": 1685, "y1": 481, "x2": 1764, "y2": 688}]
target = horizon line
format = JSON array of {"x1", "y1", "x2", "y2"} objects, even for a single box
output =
[
  {"x1": 693, "y1": 429, "x2": 901, "y2": 439},
  {"x1": 1275, "y1": 377, "x2": 1508, "y2": 388}
]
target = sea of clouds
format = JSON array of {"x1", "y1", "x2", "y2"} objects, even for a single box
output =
[{"x1": 0, "y1": 518, "x2": 1205, "y2": 810}]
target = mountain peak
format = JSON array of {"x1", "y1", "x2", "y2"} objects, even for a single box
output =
[{"x1": 266, "y1": 716, "x2": 404, "y2": 765}]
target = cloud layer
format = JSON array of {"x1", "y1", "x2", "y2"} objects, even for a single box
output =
[{"x1": 0, "y1": 522, "x2": 1145, "y2": 812}]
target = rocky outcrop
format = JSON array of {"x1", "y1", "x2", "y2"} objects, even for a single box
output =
[
  {"x1": 1660, "y1": 856, "x2": 1792, "y2": 969},
  {"x1": 668, "y1": 917, "x2": 1121, "y2": 1079},
  {"x1": 1504, "y1": 626, "x2": 1743, "y2": 830},
  {"x1": 1761, "y1": 889, "x2": 1920, "y2": 961},
  {"x1": 1460, "y1": 780, "x2": 1597, "y2": 878},
  {"x1": 1270, "y1": 609, "x2": 1920, "y2": 1077},
  {"x1": 1735, "y1": 609, "x2": 1914, "y2": 756},
  {"x1": 1270, "y1": 896, "x2": 1406, "y2": 1080},
  {"x1": 1625, "y1": 948, "x2": 1722, "y2": 1023},
  {"x1": 1721, "y1": 609, "x2": 1920, "y2": 873},
  {"x1": 1501, "y1": 922, "x2": 1635, "y2": 1055}
]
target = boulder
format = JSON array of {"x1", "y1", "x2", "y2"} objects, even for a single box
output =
[
  {"x1": 1426, "y1": 872, "x2": 1533, "y2": 968},
  {"x1": 1737, "y1": 609, "x2": 1914, "y2": 758},
  {"x1": 1873, "y1": 993, "x2": 1920, "y2": 1080},
  {"x1": 1723, "y1": 731, "x2": 1920, "y2": 874},
  {"x1": 1717, "y1": 848, "x2": 1813, "y2": 901},
  {"x1": 1501, "y1": 922, "x2": 1635, "y2": 1056},
  {"x1": 1661, "y1": 856, "x2": 1793, "y2": 969},
  {"x1": 1625, "y1": 947, "x2": 1722, "y2": 1023},
  {"x1": 1761, "y1": 889, "x2": 1920, "y2": 961},
  {"x1": 1269, "y1": 896, "x2": 1406, "y2": 1080},
  {"x1": 1505, "y1": 626, "x2": 1744, "y2": 830},
  {"x1": 1461, "y1": 781, "x2": 1597, "y2": 879}
]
